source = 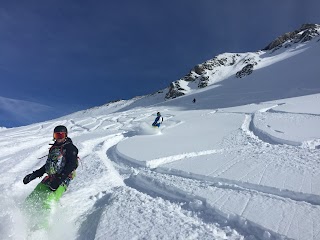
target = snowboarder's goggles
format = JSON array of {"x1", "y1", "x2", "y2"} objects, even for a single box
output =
[{"x1": 53, "y1": 132, "x2": 67, "y2": 139}]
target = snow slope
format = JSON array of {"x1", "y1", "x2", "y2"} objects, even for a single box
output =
[{"x1": 0, "y1": 34, "x2": 320, "y2": 240}]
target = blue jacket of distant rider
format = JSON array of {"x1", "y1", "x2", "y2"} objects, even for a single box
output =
[{"x1": 152, "y1": 116, "x2": 162, "y2": 127}]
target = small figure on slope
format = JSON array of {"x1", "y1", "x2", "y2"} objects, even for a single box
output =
[{"x1": 152, "y1": 112, "x2": 163, "y2": 128}]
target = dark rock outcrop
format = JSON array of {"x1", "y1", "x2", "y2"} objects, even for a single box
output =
[
  {"x1": 236, "y1": 64, "x2": 254, "y2": 78},
  {"x1": 263, "y1": 24, "x2": 319, "y2": 51},
  {"x1": 165, "y1": 82, "x2": 186, "y2": 99},
  {"x1": 165, "y1": 54, "x2": 242, "y2": 99},
  {"x1": 198, "y1": 76, "x2": 209, "y2": 88}
]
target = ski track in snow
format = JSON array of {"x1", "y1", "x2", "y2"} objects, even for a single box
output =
[
  {"x1": 110, "y1": 105, "x2": 320, "y2": 239},
  {"x1": 111, "y1": 105, "x2": 320, "y2": 239},
  {"x1": 72, "y1": 111, "x2": 246, "y2": 239}
]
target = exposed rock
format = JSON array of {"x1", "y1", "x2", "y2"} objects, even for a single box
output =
[
  {"x1": 165, "y1": 82, "x2": 185, "y2": 99},
  {"x1": 263, "y1": 24, "x2": 319, "y2": 51},
  {"x1": 165, "y1": 54, "x2": 244, "y2": 99},
  {"x1": 198, "y1": 76, "x2": 209, "y2": 88},
  {"x1": 236, "y1": 64, "x2": 254, "y2": 78},
  {"x1": 300, "y1": 27, "x2": 319, "y2": 42},
  {"x1": 243, "y1": 57, "x2": 257, "y2": 65},
  {"x1": 194, "y1": 65, "x2": 205, "y2": 75},
  {"x1": 183, "y1": 72, "x2": 197, "y2": 82}
]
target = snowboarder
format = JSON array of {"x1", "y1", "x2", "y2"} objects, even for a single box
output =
[
  {"x1": 193, "y1": 98, "x2": 196, "y2": 103},
  {"x1": 23, "y1": 125, "x2": 78, "y2": 194},
  {"x1": 152, "y1": 112, "x2": 163, "y2": 128}
]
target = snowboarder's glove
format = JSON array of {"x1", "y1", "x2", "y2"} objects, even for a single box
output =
[
  {"x1": 23, "y1": 173, "x2": 34, "y2": 184},
  {"x1": 23, "y1": 170, "x2": 44, "y2": 184},
  {"x1": 48, "y1": 176, "x2": 63, "y2": 191}
]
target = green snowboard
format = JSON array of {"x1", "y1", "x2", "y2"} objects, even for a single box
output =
[{"x1": 23, "y1": 182, "x2": 66, "y2": 230}]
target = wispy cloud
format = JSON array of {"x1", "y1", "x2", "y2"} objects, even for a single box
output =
[{"x1": 0, "y1": 96, "x2": 56, "y2": 127}]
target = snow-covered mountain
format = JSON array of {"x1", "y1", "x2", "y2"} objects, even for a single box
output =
[
  {"x1": 67, "y1": 23, "x2": 319, "y2": 117},
  {"x1": 1, "y1": 24, "x2": 320, "y2": 240},
  {"x1": 165, "y1": 23, "x2": 320, "y2": 99}
]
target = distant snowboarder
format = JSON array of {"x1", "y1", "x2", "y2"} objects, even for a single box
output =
[
  {"x1": 152, "y1": 112, "x2": 163, "y2": 128},
  {"x1": 193, "y1": 98, "x2": 196, "y2": 103}
]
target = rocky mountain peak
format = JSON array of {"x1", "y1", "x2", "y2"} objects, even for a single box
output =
[
  {"x1": 164, "y1": 24, "x2": 319, "y2": 100},
  {"x1": 262, "y1": 23, "x2": 320, "y2": 51}
]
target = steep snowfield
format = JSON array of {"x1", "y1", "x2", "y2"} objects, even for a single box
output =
[{"x1": 0, "y1": 35, "x2": 320, "y2": 240}]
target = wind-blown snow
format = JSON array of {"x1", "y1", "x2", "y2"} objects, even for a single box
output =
[
  {"x1": 0, "y1": 96, "x2": 59, "y2": 128},
  {"x1": 0, "y1": 34, "x2": 320, "y2": 240}
]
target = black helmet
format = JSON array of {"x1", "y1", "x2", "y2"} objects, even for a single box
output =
[
  {"x1": 157, "y1": 112, "x2": 161, "y2": 116},
  {"x1": 54, "y1": 125, "x2": 68, "y2": 134}
]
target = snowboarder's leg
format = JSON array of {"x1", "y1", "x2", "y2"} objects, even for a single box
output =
[
  {"x1": 44, "y1": 184, "x2": 66, "y2": 207},
  {"x1": 23, "y1": 182, "x2": 66, "y2": 229}
]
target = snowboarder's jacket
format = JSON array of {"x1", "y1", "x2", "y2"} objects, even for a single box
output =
[
  {"x1": 152, "y1": 115, "x2": 163, "y2": 127},
  {"x1": 33, "y1": 137, "x2": 78, "y2": 189}
]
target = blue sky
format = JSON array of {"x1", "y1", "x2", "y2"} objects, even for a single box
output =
[{"x1": 1, "y1": 0, "x2": 319, "y2": 115}]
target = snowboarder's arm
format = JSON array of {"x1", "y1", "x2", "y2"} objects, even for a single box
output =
[
  {"x1": 153, "y1": 116, "x2": 160, "y2": 125},
  {"x1": 36, "y1": 165, "x2": 46, "y2": 176},
  {"x1": 23, "y1": 165, "x2": 45, "y2": 184}
]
